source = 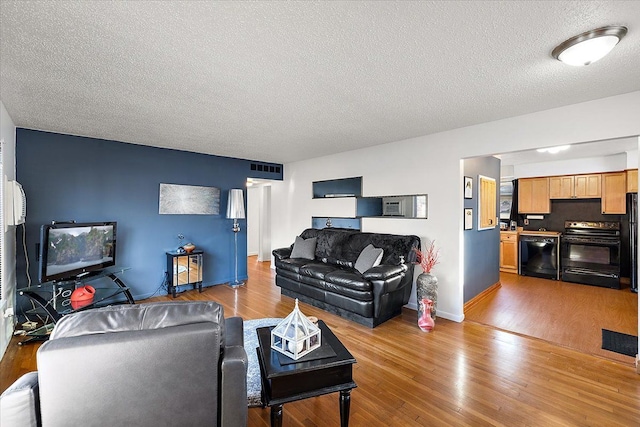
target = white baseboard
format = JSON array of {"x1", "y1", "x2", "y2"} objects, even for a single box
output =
[{"x1": 404, "y1": 302, "x2": 464, "y2": 323}]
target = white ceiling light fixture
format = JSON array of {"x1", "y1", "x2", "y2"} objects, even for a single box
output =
[
  {"x1": 552, "y1": 26, "x2": 628, "y2": 66},
  {"x1": 537, "y1": 145, "x2": 571, "y2": 154}
]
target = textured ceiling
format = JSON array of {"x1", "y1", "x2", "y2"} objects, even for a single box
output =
[{"x1": 1, "y1": 1, "x2": 639, "y2": 164}]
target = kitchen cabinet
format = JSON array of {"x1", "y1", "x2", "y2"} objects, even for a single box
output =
[
  {"x1": 549, "y1": 176, "x2": 574, "y2": 199},
  {"x1": 575, "y1": 174, "x2": 602, "y2": 198},
  {"x1": 549, "y1": 174, "x2": 601, "y2": 199},
  {"x1": 479, "y1": 175, "x2": 497, "y2": 229},
  {"x1": 626, "y1": 169, "x2": 638, "y2": 193},
  {"x1": 518, "y1": 177, "x2": 550, "y2": 213},
  {"x1": 601, "y1": 172, "x2": 626, "y2": 214},
  {"x1": 499, "y1": 231, "x2": 518, "y2": 273}
]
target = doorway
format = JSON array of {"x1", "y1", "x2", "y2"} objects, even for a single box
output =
[
  {"x1": 463, "y1": 136, "x2": 639, "y2": 362},
  {"x1": 247, "y1": 180, "x2": 273, "y2": 262}
]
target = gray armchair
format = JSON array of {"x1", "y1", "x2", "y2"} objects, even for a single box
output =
[{"x1": 0, "y1": 301, "x2": 248, "y2": 427}]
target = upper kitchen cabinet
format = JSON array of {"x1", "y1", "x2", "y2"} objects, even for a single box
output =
[
  {"x1": 549, "y1": 175, "x2": 574, "y2": 199},
  {"x1": 601, "y1": 172, "x2": 627, "y2": 214},
  {"x1": 626, "y1": 169, "x2": 638, "y2": 193},
  {"x1": 575, "y1": 174, "x2": 602, "y2": 198},
  {"x1": 549, "y1": 174, "x2": 601, "y2": 199},
  {"x1": 518, "y1": 177, "x2": 550, "y2": 214}
]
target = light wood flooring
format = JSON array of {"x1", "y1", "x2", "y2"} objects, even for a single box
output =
[
  {"x1": 2, "y1": 257, "x2": 640, "y2": 426},
  {"x1": 465, "y1": 272, "x2": 638, "y2": 365}
]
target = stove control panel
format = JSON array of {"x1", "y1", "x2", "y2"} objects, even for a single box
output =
[{"x1": 564, "y1": 220, "x2": 620, "y2": 230}]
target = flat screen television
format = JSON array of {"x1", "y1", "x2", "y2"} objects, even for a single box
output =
[{"x1": 39, "y1": 221, "x2": 117, "y2": 283}]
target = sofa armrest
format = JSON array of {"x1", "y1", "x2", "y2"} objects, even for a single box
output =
[
  {"x1": 366, "y1": 264, "x2": 409, "y2": 318},
  {"x1": 225, "y1": 316, "x2": 244, "y2": 348},
  {"x1": 0, "y1": 371, "x2": 41, "y2": 427},
  {"x1": 272, "y1": 247, "x2": 292, "y2": 261},
  {"x1": 363, "y1": 264, "x2": 407, "y2": 281},
  {"x1": 220, "y1": 345, "x2": 248, "y2": 427}
]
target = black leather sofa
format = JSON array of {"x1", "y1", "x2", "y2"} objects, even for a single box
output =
[{"x1": 273, "y1": 228, "x2": 420, "y2": 327}]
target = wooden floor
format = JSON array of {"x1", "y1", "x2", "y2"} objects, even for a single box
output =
[
  {"x1": 2, "y1": 257, "x2": 640, "y2": 426},
  {"x1": 465, "y1": 272, "x2": 639, "y2": 365}
]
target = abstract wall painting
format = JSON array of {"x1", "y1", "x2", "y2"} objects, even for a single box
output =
[{"x1": 159, "y1": 183, "x2": 220, "y2": 215}]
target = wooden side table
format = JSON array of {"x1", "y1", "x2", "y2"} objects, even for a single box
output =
[
  {"x1": 166, "y1": 250, "x2": 203, "y2": 297},
  {"x1": 256, "y1": 320, "x2": 357, "y2": 427}
]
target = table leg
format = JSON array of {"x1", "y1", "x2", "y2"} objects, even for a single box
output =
[
  {"x1": 340, "y1": 390, "x2": 351, "y2": 427},
  {"x1": 270, "y1": 404, "x2": 283, "y2": 427}
]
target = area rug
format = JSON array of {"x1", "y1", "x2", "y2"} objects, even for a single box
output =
[
  {"x1": 244, "y1": 318, "x2": 282, "y2": 407},
  {"x1": 601, "y1": 329, "x2": 638, "y2": 357}
]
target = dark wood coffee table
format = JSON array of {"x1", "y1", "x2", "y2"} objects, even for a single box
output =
[{"x1": 256, "y1": 320, "x2": 357, "y2": 427}]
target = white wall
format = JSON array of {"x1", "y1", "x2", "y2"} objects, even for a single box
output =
[
  {"x1": 259, "y1": 185, "x2": 272, "y2": 262},
  {"x1": 248, "y1": 184, "x2": 273, "y2": 262},
  {"x1": 514, "y1": 152, "x2": 631, "y2": 178},
  {"x1": 271, "y1": 91, "x2": 640, "y2": 323},
  {"x1": 247, "y1": 186, "x2": 260, "y2": 256},
  {"x1": 627, "y1": 148, "x2": 639, "y2": 169},
  {"x1": 0, "y1": 100, "x2": 17, "y2": 361}
]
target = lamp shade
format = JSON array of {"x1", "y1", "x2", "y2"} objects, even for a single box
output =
[{"x1": 226, "y1": 189, "x2": 246, "y2": 219}]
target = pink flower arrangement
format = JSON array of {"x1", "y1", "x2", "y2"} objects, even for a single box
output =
[{"x1": 414, "y1": 241, "x2": 440, "y2": 273}]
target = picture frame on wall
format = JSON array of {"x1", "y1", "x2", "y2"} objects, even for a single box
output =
[
  {"x1": 464, "y1": 176, "x2": 473, "y2": 199},
  {"x1": 464, "y1": 208, "x2": 473, "y2": 230}
]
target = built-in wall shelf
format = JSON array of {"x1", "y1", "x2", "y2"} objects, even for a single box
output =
[
  {"x1": 312, "y1": 217, "x2": 361, "y2": 230},
  {"x1": 311, "y1": 177, "x2": 428, "y2": 228},
  {"x1": 356, "y1": 195, "x2": 428, "y2": 219},
  {"x1": 313, "y1": 177, "x2": 362, "y2": 199}
]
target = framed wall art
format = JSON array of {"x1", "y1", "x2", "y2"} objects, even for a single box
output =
[
  {"x1": 464, "y1": 176, "x2": 473, "y2": 199},
  {"x1": 464, "y1": 208, "x2": 473, "y2": 230}
]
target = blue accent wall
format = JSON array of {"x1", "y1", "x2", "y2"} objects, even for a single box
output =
[
  {"x1": 16, "y1": 129, "x2": 282, "y2": 300},
  {"x1": 463, "y1": 156, "x2": 500, "y2": 302}
]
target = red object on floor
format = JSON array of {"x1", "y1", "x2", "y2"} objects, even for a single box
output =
[
  {"x1": 418, "y1": 298, "x2": 435, "y2": 332},
  {"x1": 70, "y1": 285, "x2": 96, "y2": 310}
]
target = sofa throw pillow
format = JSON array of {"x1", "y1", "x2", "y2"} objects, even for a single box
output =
[
  {"x1": 290, "y1": 236, "x2": 317, "y2": 260},
  {"x1": 354, "y1": 244, "x2": 384, "y2": 274}
]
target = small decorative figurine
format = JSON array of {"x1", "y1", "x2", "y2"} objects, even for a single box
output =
[{"x1": 271, "y1": 299, "x2": 321, "y2": 360}]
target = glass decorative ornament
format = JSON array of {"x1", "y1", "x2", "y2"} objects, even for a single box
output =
[{"x1": 271, "y1": 299, "x2": 321, "y2": 360}]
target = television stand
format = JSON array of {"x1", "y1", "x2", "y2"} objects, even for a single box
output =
[{"x1": 17, "y1": 267, "x2": 135, "y2": 345}]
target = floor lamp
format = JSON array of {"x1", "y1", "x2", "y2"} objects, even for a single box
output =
[{"x1": 227, "y1": 188, "x2": 246, "y2": 288}]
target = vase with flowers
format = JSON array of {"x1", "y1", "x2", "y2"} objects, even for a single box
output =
[{"x1": 414, "y1": 241, "x2": 440, "y2": 331}]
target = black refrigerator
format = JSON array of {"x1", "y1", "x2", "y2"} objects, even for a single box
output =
[{"x1": 629, "y1": 193, "x2": 638, "y2": 293}]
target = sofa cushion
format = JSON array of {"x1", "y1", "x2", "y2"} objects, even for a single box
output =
[
  {"x1": 354, "y1": 244, "x2": 384, "y2": 274},
  {"x1": 300, "y1": 263, "x2": 336, "y2": 280},
  {"x1": 306, "y1": 228, "x2": 356, "y2": 260},
  {"x1": 344, "y1": 232, "x2": 419, "y2": 265},
  {"x1": 290, "y1": 236, "x2": 317, "y2": 259},
  {"x1": 325, "y1": 270, "x2": 372, "y2": 292},
  {"x1": 275, "y1": 258, "x2": 309, "y2": 274},
  {"x1": 322, "y1": 257, "x2": 354, "y2": 269}
]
